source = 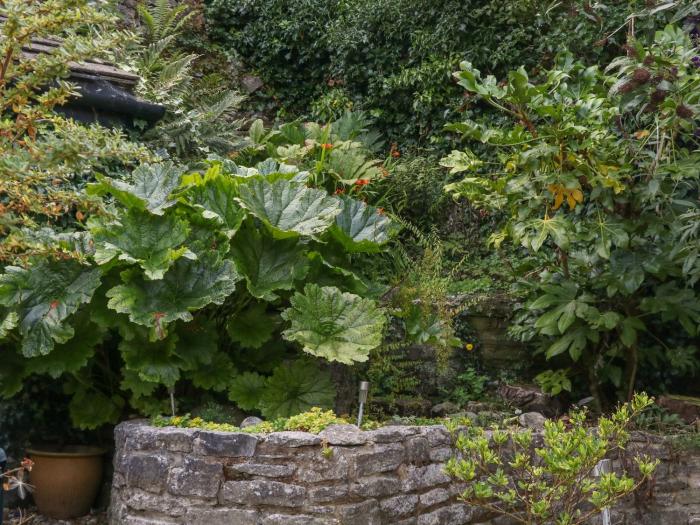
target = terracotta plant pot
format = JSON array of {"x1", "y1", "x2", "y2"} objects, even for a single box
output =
[{"x1": 27, "y1": 446, "x2": 105, "y2": 519}]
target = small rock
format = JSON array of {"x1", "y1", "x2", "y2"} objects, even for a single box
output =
[
  {"x1": 241, "y1": 416, "x2": 263, "y2": 428},
  {"x1": 431, "y1": 401, "x2": 459, "y2": 417},
  {"x1": 518, "y1": 412, "x2": 547, "y2": 430},
  {"x1": 498, "y1": 384, "x2": 562, "y2": 416},
  {"x1": 241, "y1": 75, "x2": 264, "y2": 93},
  {"x1": 658, "y1": 395, "x2": 700, "y2": 424}
]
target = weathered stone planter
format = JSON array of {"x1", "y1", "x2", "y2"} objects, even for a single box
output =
[{"x1": 110, "y1": 421, "x2": 700, "y2": 525}]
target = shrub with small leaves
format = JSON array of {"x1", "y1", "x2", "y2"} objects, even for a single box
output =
[{"x1": 445, "y1": 393, "x2": 659, "y2": 525}]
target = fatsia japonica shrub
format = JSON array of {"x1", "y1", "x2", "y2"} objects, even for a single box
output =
[
  {"x1": 0, "y1": 153, "x2": 392, "y2": 428},
  {"x1": 444, "y1": 24, "x2": 700, "y2": 408}
]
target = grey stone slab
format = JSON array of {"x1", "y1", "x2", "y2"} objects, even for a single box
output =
[
  {"x1": 168, "y1": 456, "x2": 223, "y2": 498},
  {"x1": 319, "y1": 424, "x2": 368, "y2": 446},
  {"x1": 125, "y1": 453, "x2": 169, "y2": 493},
  {"x1": 193, "y1": 431, "x2": 258, "y2": 457},
  {"x1": 220, "y1": 479, "x2": 306, "y2": 507},
  {"x1": 185, "y1": 507, "x2": 259, "y2": 525}
]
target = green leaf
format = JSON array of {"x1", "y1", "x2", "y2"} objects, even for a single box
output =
[
  {"x1": 106, "y1": 254, "x2": 240, "y2": 338},
  {"x1": 259, "y1": 360, "x2": 335, "y2": 419},
  {"x1": 620, "y1": 316, "x2": 645, "y2": 348},
  {"x1": 92, "y1": 209, "x2": 193, "y2": 280},
  {"x1": 281, "y1": 284, "x2": 385, "y2": 364},
  {"x1": 186, "y1": 174, "x2": 247, "y2": 238},
  {"x1": 228, "y1": 371, "x2": 267, "y2": 411},
  {"x1": 226, "y1": 302, "x2": 276, "y2": 349},
  {"x1": 25, "y1": 312, "x2": 104, "y2": 378},
  {"x1": 69, "y1": 385, "x2": 124, "y2": 430},
  {"x1": 325, "y1": 149, "x2": 383, "y2": 184},
  {"x1": 87, "y1": 162, "x2": 185, "y2": 215},
  {"x1": 0, "y1": 261, "x2": 101, "y2": 357},
  {"x1": 237, "y1": 179, "x2": 341, "y2": 238},
  {"x1": 189, "y1": 352, "x2": 237, "y2": 392},
  {"x1": 119, "y1": 329, "x2": 181, "y2": 386},
  {"x1": 439, "y1": 150, "x2": 484, "y2": 174},
  {"x1": 231, "y1": 222, "x2": 309, "y2": 301},
  {"x1": 329, "y1": 197, "x2": 391, "y2": 252},
  {"x1": 0, "y1": 310, "x2": 18, "y2": 339}
]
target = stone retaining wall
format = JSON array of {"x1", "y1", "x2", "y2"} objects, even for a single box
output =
[{"x1": 110, "y1": 421, "x2": 700, "y2": 525}]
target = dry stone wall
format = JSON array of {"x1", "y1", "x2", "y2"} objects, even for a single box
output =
[{"x1": 110, "y1": 420, "x2": 700, "y2": 525}]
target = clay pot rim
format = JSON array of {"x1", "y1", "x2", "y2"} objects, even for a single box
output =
[{"x1": 27, "y1": 446, "x2": 106, "y2": 458}]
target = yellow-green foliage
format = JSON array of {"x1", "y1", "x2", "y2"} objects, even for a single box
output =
[{"x1": 152, "y1": 407, "x2": 347, "y2": 434}]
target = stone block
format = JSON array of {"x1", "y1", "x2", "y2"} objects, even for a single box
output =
[
  {"x1": 168, "y1": 456, "x2": 223, "y2": 498},
  {"x1": 262, "y1": 514, "x2": 340, "y2": 525},
  {"x1": 125, "y1": 453, "x2": 169, "y2": 493},
  {"x1": 380, "y1": 494, "x2": 419, "y2": 518},
  {"x1": 350, "y1": 475, "x2": 400, "y2": 498},
  {"x1": 352, "y1": 443, "x2": 405, "y2": 477},
  {"x1": 405, "y1": 436, "x2": 431, "y2": 465},
  {"x1": 264, "y1": 431, "x2": 322, "y2": 448},
  {"x1": 296, "y1": 453, "x2": 351, "y2": 482},
  {"x1": 419, "y1": 487, "x2": 451, "y2": 508},
  {"x1": 225, "y1": 462, "x2": 296, "y2": 479},
  {"x1": 320, "y1": 424, "x2": 368, "y2": 446},
  {"x1": 185, "y1": 507, "x2": 259, "y2": 525},
  {"x1": 153, "y1": 426, "x2": 198, "y2": 452},
  {"x1": 334, "y1": 500, "x2": 382, "y2": 525},
  {"x1": 417, "y1": 503, "x2": 472, "y2": 525},
  {"x1": 193, "y1": 431, "x2": 258, "y2": 457},
  {"x1": 421, "y1": 426, "x2": 450, "y2": 447},
  {"x1": 429, "y1": 446, "x2": 452, "y2": 462},
  {"x1": 400, "y1": 463, "x2": 451, "y2": 492},
  {"x1": 367, "y1": 426, "x2": 420, "y2": 443},
  {"x1": 308, "y1": 483, "x2": 350, "y2": 503},
  {"x1": 124, "y1": 487, "x2": 197, "y2": 516},
  {"x1": 220, "y1": 479, "x2": 306, "y2": 507}
]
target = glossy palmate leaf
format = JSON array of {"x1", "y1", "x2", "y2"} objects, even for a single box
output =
[
  {"x1": 87, "y1": 162, "x2": 185, "y2": 215},
  {"x1": 237, "y1": 179, "x2": 341, "y2": 238},
  {"x1": 226, "y1": 302, "x2": 276, "y2": 349},
  {"x1": 106, "y1": 253, "x2": 240, "y2": 338},
  {"x1": 281, "y1": 284, "x2": 385, "y2": 364},
  {"x1": 0, "y1": 261, "x2": 101, "y2": 357}
]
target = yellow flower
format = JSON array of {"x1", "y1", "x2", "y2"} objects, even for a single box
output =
[{"x1": 465, "y1": 343, "x2": 474, "y2": 351}]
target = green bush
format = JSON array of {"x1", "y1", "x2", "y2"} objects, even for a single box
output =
[
  {"x1": 444, "y1": 20, "x2": 700, "y2": 407},
  {"x1": 206, "y1": 0, "x2": 639, "y2": 144}
]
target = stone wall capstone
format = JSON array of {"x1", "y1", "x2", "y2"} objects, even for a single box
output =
[{"x1": 110, "y1": 421, "x2": 700, "y2": 525}]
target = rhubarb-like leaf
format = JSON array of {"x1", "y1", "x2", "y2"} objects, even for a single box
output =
[
  {"x1": 106, "y1": 254, "x2": 240, "y2": 338},
  {"x1": 0, "y1": 261, "x2": 101, "y2": 357},
  {"x1": 92, "y1": 209, "x2": 193, "y2": 280},
  {"x1": 231, "y1": 223, "x2": 308, "y2": 301},
  {"x1": 237, "y1": 179, "x2": 341, "y2": 238},
  {"x1": 259, "y1": 360, "x2": 335, "y2": 418},
  {"x1": 186, "y1": 174, "x2": 247, "y2": 237},
  {"x1": 226, "y1": 302, "x2": 276, "y2": 349},
  {"x1": 330, "y1": 197, "x2": 391, "y2": 252},
  {"x1": 228, "y1": 371, "x2": 267, "y2": 411},
  {"x1": 281, "y1": 284, "x2": 385, "y2": 364},
  {"x1": 87, "y1": 162, "x2": 185, "y2": 215}
]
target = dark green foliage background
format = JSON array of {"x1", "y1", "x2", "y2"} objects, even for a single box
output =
[{"x1": 206, "y1": 0, "x2": 637, "y2": 144}]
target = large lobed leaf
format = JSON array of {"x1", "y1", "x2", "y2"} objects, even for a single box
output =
[
  {"x1": 259, "y1": 360, "x2": 335, "y2": 419},
  {"x1": 281, "y1": 284, "x2": 385, "y2": 364},
  {"x1": 92, "y1": 209, "x2": 193, "y2": 280},
  {"x1": 231, "y1": 222, "x2": 309, "y2": 301},
  {"x1": 237, "y1": 179, "x2": 341, "y2": 238},
  {"x1": 87, "y1": 162, "x2": 185, "y2": 215},
  {"x1": 330, "y1": 197, "x2": 391, "y2": 252},
  {"x1": 186, "y1": 173, "x2": 247, "y2": 238},
  {"x1": 0, "y1": 261, "x2": 101, "y2": 357},
  {"x1": 106, "y1": 253, "x2": 240, "y2": 338}
]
